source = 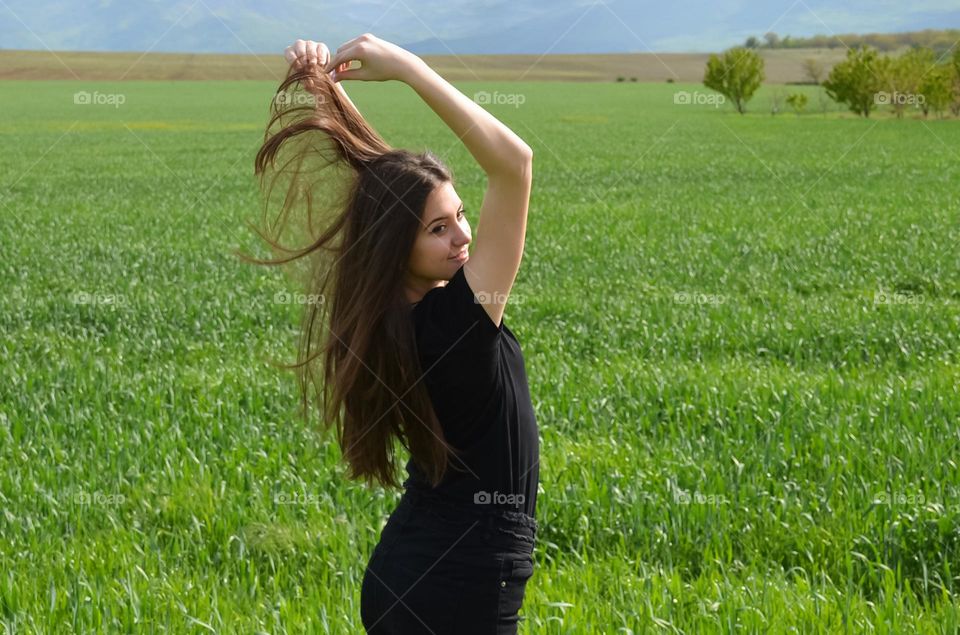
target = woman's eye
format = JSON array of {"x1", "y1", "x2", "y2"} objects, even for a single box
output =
[{"x1": 432, "y1": 211, "x2": 464, "y2": 234}]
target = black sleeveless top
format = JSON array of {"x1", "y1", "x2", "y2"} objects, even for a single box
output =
[{"x1": 402, "y1": 265, "x2": 539, "y2": 519}]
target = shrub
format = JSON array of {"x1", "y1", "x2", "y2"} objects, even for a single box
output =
[
  {"x1": 822, "y1": 46, "x2": 885, "y2": 117},
  {"x1": 703, "y1": 47, "x2": 765, "y2": 114},
  {"x1": 786, "y1": 92, "x2": 809, "y2": 115}
]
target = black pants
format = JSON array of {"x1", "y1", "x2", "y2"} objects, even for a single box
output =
[{"x1": 361, "y1": 488, "x2": 538, "y2": 634}]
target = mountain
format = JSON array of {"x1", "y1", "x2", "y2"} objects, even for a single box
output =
[{"x1": 0, "y1": 0, "x2": 957, "y2": 54}]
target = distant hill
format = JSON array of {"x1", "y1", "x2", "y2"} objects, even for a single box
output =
[{"x1": 0, "y1": 48, "x2": 850, "y2": 83}]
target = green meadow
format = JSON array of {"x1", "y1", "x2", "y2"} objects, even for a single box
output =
[{"x1": 1, "y1": 79, "x2": 959, "y2": 632}]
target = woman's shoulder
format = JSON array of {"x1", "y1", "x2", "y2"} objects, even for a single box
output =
[{"x1": 412, "y1": 266, "x2": 505, "y2": 353}]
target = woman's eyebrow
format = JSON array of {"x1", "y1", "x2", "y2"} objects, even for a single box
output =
[{"x1": 427, "y1": 203, "x2": 465, "y2": 227}]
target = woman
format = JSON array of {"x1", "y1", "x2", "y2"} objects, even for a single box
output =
[{"x1": 245, "y1": 35, "x2": 537, "y2": 633}]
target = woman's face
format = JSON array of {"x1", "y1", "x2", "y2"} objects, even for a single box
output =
[{"x1": 405, "y1": 181, "x2": 472, "y2": 303}]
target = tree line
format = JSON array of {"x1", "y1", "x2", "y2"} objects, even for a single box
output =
[
  {"x1": 702, "y1": 45, "x2": 960, "y2": 118},
  {"x1": 742, "y1": 29, "x2": 960, "y2": 56}
]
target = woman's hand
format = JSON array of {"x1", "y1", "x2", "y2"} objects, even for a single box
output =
[
  {"x1": 322, "y1": 33, "x2": 423, "y2": 83},
  {"x1": 284, "y1": 39, "x2": 331, "y2": 68},
  {"x1": 283, "y1": 39, "x2": 334, "y2": 94}
]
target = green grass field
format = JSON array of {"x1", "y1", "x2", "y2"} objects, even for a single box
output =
[{"x1": 1, "y1": 79, "x2": 959, "y2": 633}]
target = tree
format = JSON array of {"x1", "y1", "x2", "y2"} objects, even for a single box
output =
[
  {"x1": 822, "y1": 46, "x2": 885, "y2": 117},
  {"x1": 786, "y1": 93, "x2": 809, "y2": 115},
  {"x1": 703, "y1": 47, "x2": 766, "y2": 114},
  {"x1": 952, "y1": 48, "x2": 960, "y2": 117},
  {"x1": 880, "y1": 48, "x2": 932, "y2": 118},
  {"x1": 802, "y1": 58, "x2": 825, "y2": 85},
  {"x1": 919, "y1": 63, "x2": 953, "y2": 118},
  {"x1": 744, "y1": 36, "x2": 760, "y2": 49},
  {"x1": 764, "y1": 32, "x2": 781, "y2": 48}
]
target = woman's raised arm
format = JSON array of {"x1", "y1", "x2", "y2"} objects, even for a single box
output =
[
  {"x1": 324, "y1": 33, "x2": 533, "y2": 327},
  {"x1": 324, "y1": 33, "x2": 532, "y2": 176}
]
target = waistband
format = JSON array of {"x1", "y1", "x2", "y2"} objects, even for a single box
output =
[{"x1": 400, "y1": 486, "x2": 538, "y2": 533}]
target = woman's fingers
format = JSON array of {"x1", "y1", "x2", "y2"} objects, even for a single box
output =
[
  {"x1": 285, "y1": 40, "x2": 308, "y2": 65},
  {"x1": 333, "y1": 34, "x2": 367, "y2": 58},
  {"x1": 310, "y1": 41, "x2": 326, "y2": 65},
  {"x1": 318, "y1": 42, "x2": 331, "y2": 67},
  {"x1": 326, "y1": 35, "x2": 371, "y2": 69},
  {"x1": 283, "y1": 35, "x2": 381, "y2": 81},
  {"x1": 284, "y1": 39, "x2": 331, "y2": 67},
  {"x1": 290, "y1": 39, "x2": 304, "y2": 62},
  {"x1": 325, "y1": 45, "x2": 362, "y2": 74},
  {"x1": 332, "y1": 65, "x2": 363, "y2": 82}
]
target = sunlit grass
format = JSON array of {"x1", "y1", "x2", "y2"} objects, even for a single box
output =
[{"x1": 1, "y1": 79, "x2": 958, "y2": 632}]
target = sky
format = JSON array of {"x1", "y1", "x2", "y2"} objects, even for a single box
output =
[{"x1": 0, "y1": 0, "x2": 958, "y2": 55}]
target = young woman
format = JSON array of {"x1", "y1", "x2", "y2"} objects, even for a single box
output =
[{"x1": 246, "y1": 35, "x2": 537, "y2": 633}]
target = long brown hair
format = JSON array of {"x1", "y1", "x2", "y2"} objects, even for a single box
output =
[{"x1": 235, "y1": 59, "x2": 464, "y2": 489}]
